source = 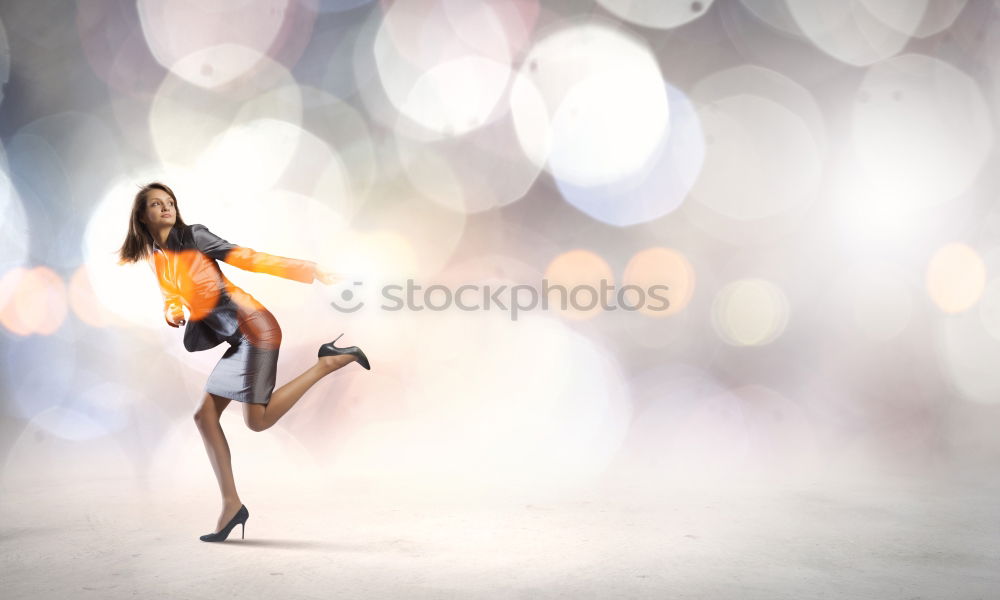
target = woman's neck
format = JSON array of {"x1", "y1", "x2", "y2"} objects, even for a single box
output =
[{"x1": 149, "y1": 224, "x2": 172, "y2": 247}]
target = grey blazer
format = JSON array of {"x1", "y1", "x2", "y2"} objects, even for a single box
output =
[{"x1": 148, "y1": 224, "x2": 317, "y2": 352}]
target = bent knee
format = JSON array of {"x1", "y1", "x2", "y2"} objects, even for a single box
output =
[
  {"x1": 246, "y1": 419, "x2": 268, "y2": 432},
  {"x1": 194, "y1": 393, "x2": 227, "y2": 425},
  {"x1": 243, "y1": 405, "x2": 269, "y2": 432},
  {"x1": 193, "y1": 407, "x2": 215, "y2": 425}
]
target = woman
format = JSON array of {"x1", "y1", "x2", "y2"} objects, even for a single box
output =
[{"x1": 117, "y1": 182, "x2": 370, "y2": 543}]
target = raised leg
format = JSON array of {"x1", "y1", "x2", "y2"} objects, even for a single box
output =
[
  {"x1": 242, "y1": 353, "x2": 357, "y2": 431},
  {"x1": 193, "y1": 392, "x2": 244, "y2": 533}
]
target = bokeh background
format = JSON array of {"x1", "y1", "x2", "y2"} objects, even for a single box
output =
[{"x1": 2, "y1": 0, "x2": 1000, "y2": 505}]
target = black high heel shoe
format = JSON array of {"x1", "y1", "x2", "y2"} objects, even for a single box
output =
[
  {"x1": 318, "y1": 333, "x2": 371, "y2": 370},
  {"x1": 200, "y1": 504, "x2": 249, "y2": 542}
]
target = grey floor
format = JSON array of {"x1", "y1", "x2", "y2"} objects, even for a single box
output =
[{"x1": 2, "y1": 463, "x2": 998, "y2": 599}]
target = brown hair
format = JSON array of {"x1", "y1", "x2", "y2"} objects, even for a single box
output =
[{"x1": 117, "y1": 182, "x2": 188, "y2": 265}]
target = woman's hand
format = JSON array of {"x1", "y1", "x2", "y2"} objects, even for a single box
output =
[
  {"x1": 165, "y1": 302, "x2": 186, "y2": 327},
  {"x1": 314, "y1": 264, "x2": 342, "y2": 285}
]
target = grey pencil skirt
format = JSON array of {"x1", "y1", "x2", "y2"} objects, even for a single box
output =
[{"x1": 204, "y1": 309, "x2": 282, "y2": 405}]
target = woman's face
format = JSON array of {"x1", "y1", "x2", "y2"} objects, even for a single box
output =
[{"x1": 140, "y1": 190, "x2": 176, "y2": 228}]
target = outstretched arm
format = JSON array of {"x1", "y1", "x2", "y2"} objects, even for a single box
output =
[{"x1": 190, "y1": 224, "x2": 317, "y2": 284}]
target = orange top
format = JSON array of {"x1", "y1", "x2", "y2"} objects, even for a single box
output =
[{"x1": 148, "y1": 224, "x2": 316, "y2": 352}]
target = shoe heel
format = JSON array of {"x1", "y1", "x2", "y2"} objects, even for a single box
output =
[
  {"x1": 356, "y1": 349, "x2": 371, "y2": 370},
  {"x1": 199, "y1": 504, "x2": 249, "y2": 543}
]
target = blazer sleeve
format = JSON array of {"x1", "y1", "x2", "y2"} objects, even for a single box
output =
[{"x1": 189, "y1": 224, "x2": 316, "y2": 284}]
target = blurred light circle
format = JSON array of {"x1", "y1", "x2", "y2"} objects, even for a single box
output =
[
  {"x1": 690, "y1": 94, "x2": 822, "y2": 220},
  {"x1": 401, "y1": 57, "x2": 511, "y2": 136},
  {"x1": 785, "y1": 0, "x2": 916, "y2": 66},
  {"x1": 373, "y1": 0, "x2": 512, "y2": 137},
  {"x1": 692, "y1": 64, "x2": 827, "y2": 150},
  {"x1": 194, "y1": 118, "x2": 303, "y2": 196},
  {"x1": 295, "y1": 86, "x2": 378, "y2": 218},
  {"x1": 596, "y1": 0, "x2": 714, "y2": 29},
  {"x1": 349, "y1": 1, "x2": 538, "y2": 123},
  {"x1": 685, "y1": 65, "x2": 825, "y2": 238},
  {"x1": 0, "y1": 268, "x2": 30, "y2": 335},
  {"x1": 926, "y1": 242, "x2": 985, "y2": 314},
  {"x1": 547, "y1": 64, "x2": 667, "y2": 187},
  {"x1": 555, "y1": 83, "x2": 704, "y2": 226},
  {"x1": 711, "y1": 278, "x2": 789, "y2": 346},
  {"x1": 163, "y1": 43, "x2": 267, "y2": 90},
  {"x1": 277, "y1": 122, "x2": 363, "y2": 219},
  {"x1": 721, "y1": 1, "x2": 852, "y2": 90},
  {"x1": 0, "y1": 267, "x2": 68, "y2": 336},
  {"x1": 543, "y1": 249, "x2": 615, "y2": 320},
  {"x1": 622, "y1": 247, "x2": 696, "y2": 317},
  {"x1": 394, "y1": 109, "x2": 543, "y2": 213},
  {"x1": 511, "y1": 21, "x2": 669, "y2": 187},
  {"x1": 136, "y1": 0, "x2": 295, "y2": 88},
  {"x1": 852, "y1": 53, "x2": 992, "y2": 208},
  {"x1": 148, "y1": 54, "x2": 301, "y2": 167}
]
